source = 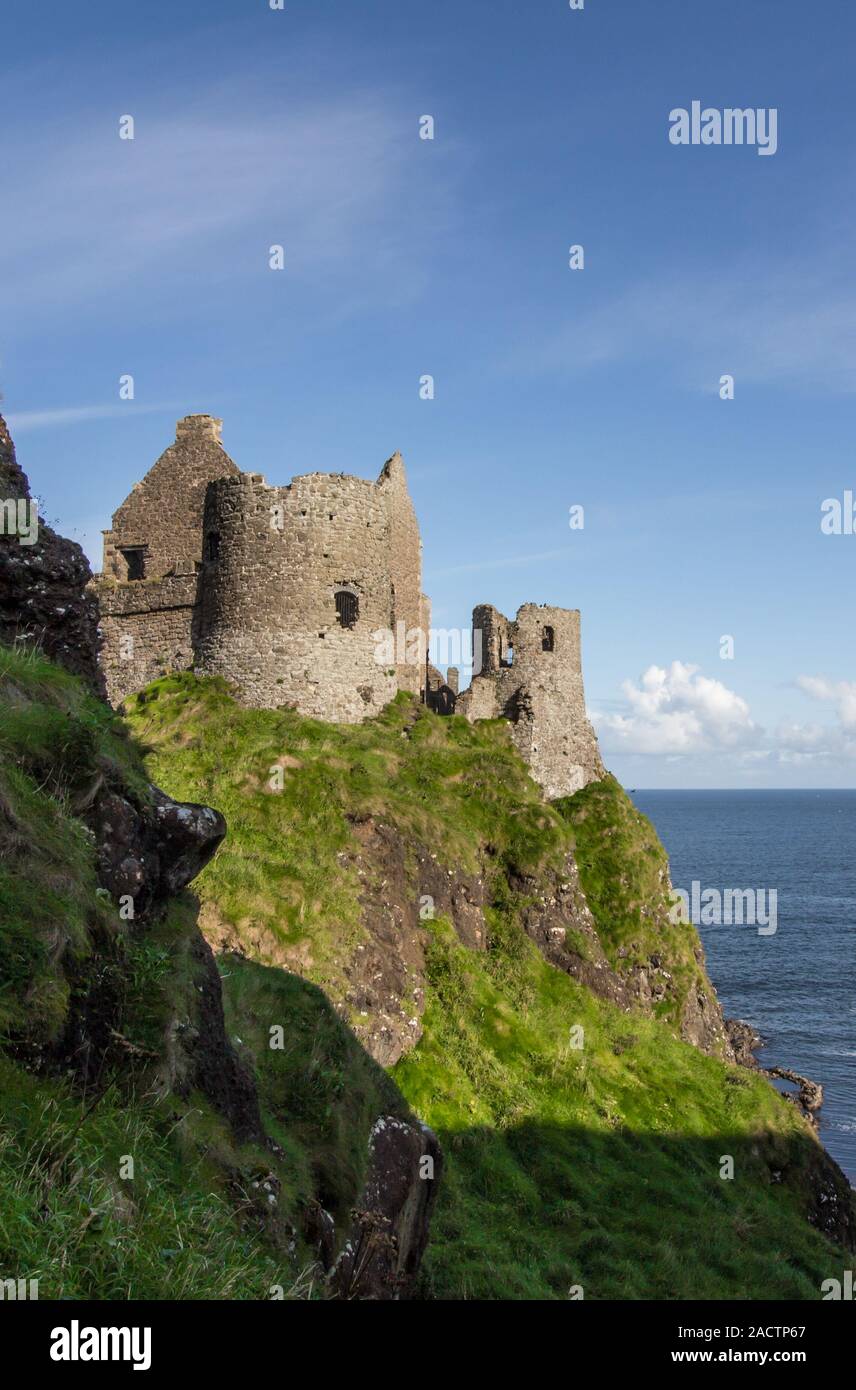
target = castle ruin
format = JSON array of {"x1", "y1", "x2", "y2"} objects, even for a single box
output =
[
  {"x1": 454, "y1": 603, "x2": 605, "y2": 799},
  {"x1": 94, "y1": 415, "x2": 604, "y2": 798}
]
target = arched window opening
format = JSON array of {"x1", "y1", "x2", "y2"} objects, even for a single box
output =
[
  {"x1": 205, "y1": 532, "x2": 220, "y2": 563},
  {"x1": 542, "y1": 626, "x2": 555, "y2": 652},
  {"x1": 335, "y1": 589, "x2": 359, "y2": 629}
]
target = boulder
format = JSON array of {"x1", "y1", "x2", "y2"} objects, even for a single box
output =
[{"x1": 330, "y1": 1116, "x2": 442, "y2": 1300}]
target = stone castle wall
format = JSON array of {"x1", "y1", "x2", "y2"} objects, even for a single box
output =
[
  {"x1": 93, "y1": 419, "x2": 426, "y2": 722},
  {"x1": 196, "y1": 466, "x2": 402, "y2": 720},
  {"x1": 101, "y1": 415, "x2": 239, "y2": 581},
  {"x1": 96, "y1": 574, "x2": 199, "y2": 704},
  {"x1": 91, "y1": 415, "x2": 606, "y2": 800},
  {"x1": 96, "y1": 416, "x2": 239, "y2": 705},
  {"x1": 456, "y1": 602, "x2": 604, "y2": 799}
]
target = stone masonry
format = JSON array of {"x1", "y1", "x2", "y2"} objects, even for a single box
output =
[
  {"x1": 93, "y1": 416, "x2": 429, "y2": 722},
  {"x1": 91, "y1": 414, "x2": 605, "y2": 797},
  {"x1": 455, "y1": 603, "x2": 605, "y2": 799}
]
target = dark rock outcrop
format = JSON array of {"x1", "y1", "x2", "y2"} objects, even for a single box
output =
[
  {"x1": 92, "y1": 786, "x2": 226, "y2": 916},
  {"x1": 725, "y1": 1017, "x2": 765, "y2": 1068},
  {"x1": 802, "y1": 1149, "x2": 855, "y2": 1250},
  {"x1": 766, "y1": 1065, "x2": 824, "y2": 1122},
  {"x1": 85, "y1": 781, "x2": 258, "y2": 1140},
  {"x1": 0, "y1": 414, "x2": 102, "y2": 692},
  {"x1": 329, "y1": 1115, "x2": 443, "y2": 1299}
]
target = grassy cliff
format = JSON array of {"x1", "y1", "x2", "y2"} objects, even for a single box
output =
[
  {"x1": 0, "y1": 647, "x2": 405, "y2": 1299},
  {"x1": 116, "y1": 670, "x2": 853, "y2": 1300},
  {"x1": 1, "y1": 654, "x2": 850, "y2": 1298}
]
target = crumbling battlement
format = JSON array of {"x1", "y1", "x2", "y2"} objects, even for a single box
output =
[{"x1": 456, "y1": 602, "x2": 605, "y2": 800}]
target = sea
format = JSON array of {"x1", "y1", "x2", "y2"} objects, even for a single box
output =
[{"x1": 632, "y1": 790, "x2": 856, "y2": 1183}]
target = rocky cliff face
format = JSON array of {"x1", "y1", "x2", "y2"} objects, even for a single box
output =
[
  {"x1": 0, "y1": 414, "x2": 102, "y2": 693},
  {"x1": 0, "y1": 416, "x2": 440, "y2": 1299}
]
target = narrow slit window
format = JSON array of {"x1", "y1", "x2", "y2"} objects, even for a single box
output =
[
  {"x1": 542, "y1": 626, "x2": 555, "y2": 652},
  {"x1": 205, "y1": 532, "x2": 220, "y2": 563},
  {"x1": 335, "y1": 590, "x2": 358, "y2": 628}
]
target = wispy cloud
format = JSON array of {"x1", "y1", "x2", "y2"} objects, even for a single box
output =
[
  {"x1": 6, "y1": 402, "x2": 179, "y2": 433},
  {"x1": 507, "y1": 257, "x2": 856, "y2": 395},
  {"x1": 774, "y1": 675, "x2": 856, "y2": 761},
  {"x1": 0, "y1": 72, "x2": 461, "y2": 321}
]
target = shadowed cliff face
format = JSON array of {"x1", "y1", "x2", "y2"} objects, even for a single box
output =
[
  {"x1": 0, "y1": 419, "x2": 441, "y2": 1298},
  {"x1": 0, "y1": 414, "x2": 102, "y2": 693}
]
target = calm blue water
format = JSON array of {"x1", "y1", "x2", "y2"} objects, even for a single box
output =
[{"x1": 632, "y1": 791, "x2": 856, "y2": 1182}]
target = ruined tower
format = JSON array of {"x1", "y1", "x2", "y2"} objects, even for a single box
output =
[
  {"x1": 195, "y1": 451, "x2": 427, "y2": 721},
  {"x1": 93, "y1": 417, "x2": 430, "y2": 720},
  {"x1": 455, "y1": 602, "x2": 604, "y2": 799}
]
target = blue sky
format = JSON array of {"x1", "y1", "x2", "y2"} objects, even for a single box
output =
[{"x1": 3, "y1": 0, "x2": 856, "y2": 787}]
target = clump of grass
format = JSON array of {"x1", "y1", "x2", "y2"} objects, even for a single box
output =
[
  {"x1": 0, "y1": 643, "x2": 151, "y2": 800},
  {"x1": 0, "y1": 1055, "x2": 292, "y2": 1300}
]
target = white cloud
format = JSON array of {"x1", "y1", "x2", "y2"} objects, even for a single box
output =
[
  {"x1": 795, "y1": 675, "x2": 856, "y2": 731},
  {"x1": 597, "y1": 662, "x2": 856, "y2": 770},
  {"x1": 595, "y1": 661, "x2": 761, "y2": 756},
  {"x1": 770, "y1": 676, "x2": 856, "y2": 762}
]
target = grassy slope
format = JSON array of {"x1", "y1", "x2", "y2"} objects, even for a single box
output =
[
  {"x1": 395, "y1": 921, "x2": 835, "y2": 1299},
  {"x1": 556, "y1": 776, "x2": 716, "y2": 1034},
  {"x1": 123, "y1": 672, "x2": 848, "y2": 1300},
  {"x1": 0, "y1": 647, "x2": 400, "y2": 1298},
  {"x1": 124, "y1": 672, "x2": 570, "y2": 1003}
]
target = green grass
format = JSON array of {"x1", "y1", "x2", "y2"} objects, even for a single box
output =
[
  {"x1": 124, "y1": 671, "x2": 853, "y2": 1301},
  {"x1": 555, "y1": 774, "x2": 720, "y2": 1035},
  {"x1": 0, "y1": 648, "x2": 415, "y2": 1298},
  {"x1": 394, "y1": 919, "x2": 841, "y2": 1299},
  {"x1": 0, "y1": 1054, "x2": 293, "y2": 1300}
]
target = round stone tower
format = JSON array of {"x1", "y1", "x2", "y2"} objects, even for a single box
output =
[{"x1": 195, "y1": 455, "x2": 423, "y2": 721}]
